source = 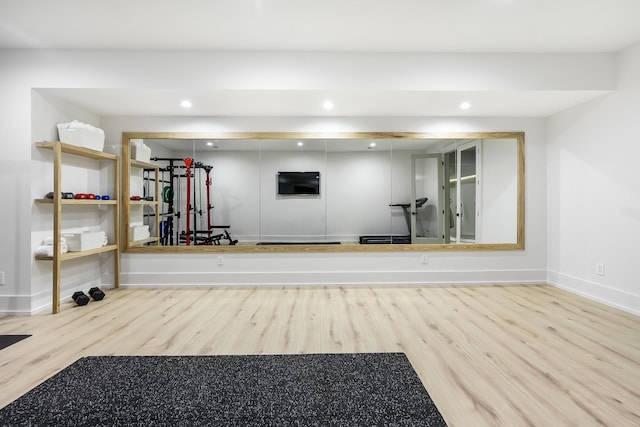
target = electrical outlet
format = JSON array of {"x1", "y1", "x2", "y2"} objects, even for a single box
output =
[
  {"x1": 217, "y1": 256, "x2": 224, "y2": 266},
  {"x1": 595, "y1": 263, "x2": 605, "y2": 276},
  {"x1": 0, "y1": 271, "x2": 4, "y2": 285},
  {"x1": 421, "y1": 254, "x2": 429, "y2": 264}
]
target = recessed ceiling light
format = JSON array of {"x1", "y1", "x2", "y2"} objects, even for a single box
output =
[
  {"x1": 206, "y1": 141, "x2": 213, "y2": 146},
  {"x1": 460, "y1": 101, "x2": 471, "y2": 110},
  {"x1": 323, "y1": 100, "x2": 334, "y2": 110},
  {"x1": 297, "y1": 141, "x2": 304, "y2": 146},
  {"x1": 181, "y1": 100, "x2": 192, "y2": 108},
  {"x1": 369, "y1": 142, "x2": 376, "y2": 147}
]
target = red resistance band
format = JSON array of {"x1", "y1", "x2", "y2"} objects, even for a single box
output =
[{"x1": 183, "y1": 158, "x2": 193, "y2": 245}]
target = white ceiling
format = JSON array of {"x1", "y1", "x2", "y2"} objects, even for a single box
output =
[
  {"x1": 3, "y1": 0, "x2": 640, "y2": 53},
  {"x1": 5, "y1": 0, "x2": 640, "y2": 118}
]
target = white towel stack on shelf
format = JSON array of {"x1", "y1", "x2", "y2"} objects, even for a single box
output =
[
  {"x1": 56, "y1": 120, "x2": 105, "y2": 151},
  {"x1": 35, "y1": 237, "x2": 69, "y2": 257},
  {"x1": 129, "y1": 222, "x2": 150, "y2": 241}
]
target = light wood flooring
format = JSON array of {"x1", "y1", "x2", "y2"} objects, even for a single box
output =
[{"x1": 1, "y1": 285, "x2": 639, "y2": 426}]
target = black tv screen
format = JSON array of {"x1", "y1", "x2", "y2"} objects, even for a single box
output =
[{"x1": 277, "y1": 172, "x2": 320, "y2": 195}]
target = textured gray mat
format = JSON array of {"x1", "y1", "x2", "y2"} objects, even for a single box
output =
[{"x1": 0, "y1": 353, "x2": 447, "y2": 426}]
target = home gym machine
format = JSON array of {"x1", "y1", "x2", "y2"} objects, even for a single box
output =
[
  {"x1": 150, "y1": 156, "x2": 238, "y2": 246},
  {"x1": 359, "y1": 197, "x2": 428, "y2": 244}
]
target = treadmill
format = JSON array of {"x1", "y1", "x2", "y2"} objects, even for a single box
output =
[{"x1": 359, "y1": 197, "x2": 428, "y2": 244}]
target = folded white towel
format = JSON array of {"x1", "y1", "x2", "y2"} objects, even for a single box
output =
[
  {"x1": 43, "y1": 237, "x2": 66, "y2": 246},
  {"x1": 36, "y1": 243, "x2": 68, "y2": 256},
  {"x1": 35, "y1": 246, "x2": 52, "y2": 257}
]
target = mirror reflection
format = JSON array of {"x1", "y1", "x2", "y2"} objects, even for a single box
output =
[{"x1": 123, "y1": 133, "x2": 523, "y2": 251}]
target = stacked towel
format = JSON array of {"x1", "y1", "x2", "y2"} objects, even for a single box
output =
[
  {"x1": 43, "y1": 236, "x2": 66, "y2": 246},
  {"x1": 36, "y1": 237, "x2": 68, "y2": 257},
  {"x1": 56, "y1": 120, "x2": 105, "y2": 136}
]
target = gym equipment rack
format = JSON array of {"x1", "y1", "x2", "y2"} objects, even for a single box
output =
[{"x1": 150, "y1": 156, "x2": 237, "y2": 246}]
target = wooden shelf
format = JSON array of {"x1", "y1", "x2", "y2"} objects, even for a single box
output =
[
  {"x1": 129, "y1": 200, "x2": 158, "y2": 205},
  {"x1": 35, "y1": 245, "x2": 118, "y2": 261},
  {"x1": 36, "y1": 141, "x2": 116, "y2": 160},
  {"x1": 35, "y1": 140, "x2": 120, "y2": 314},
  {"x1": 35, "y1": 199, "x2": 117, "y2": 205},
  {"x1": 124, "y1": 150, "x2": 161, "y2": 249},
  {"x1": 131, "y1": 159, "x2": 156, "y2": 169},
  {"x1": 129, "y1": 237, "x2": 159, "y2": 246}
]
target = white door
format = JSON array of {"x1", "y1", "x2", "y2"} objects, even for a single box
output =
[{"x1": 445, "y1": 141, "x2": 480, "y2": 243}]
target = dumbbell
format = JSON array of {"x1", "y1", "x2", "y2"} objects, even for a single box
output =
[
  {"x1": 72, "y1": 291, "x2": 90, "y2": 306},
  {"x1": 88, "y1": 287, "x2": 105, "y2": 301}
]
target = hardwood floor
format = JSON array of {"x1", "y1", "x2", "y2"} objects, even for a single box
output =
[{"x1": 1, "y1": 285, "x2": 639, "y2": 426}]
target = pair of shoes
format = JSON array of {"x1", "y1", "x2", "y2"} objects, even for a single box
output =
[{"x1": 72, "y1": 287, "x2": 105, "y2": 306}]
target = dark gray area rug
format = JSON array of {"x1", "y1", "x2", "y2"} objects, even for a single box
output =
[
  {"x1": 0, "y1": 353, "x2": 447, "y2": 426},
  {"x1": 0, "y1": 335, "x2": 30, "y2": 351}
]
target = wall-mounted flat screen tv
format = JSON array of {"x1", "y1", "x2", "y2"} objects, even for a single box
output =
[{"x1": 277, "y1": 172, "x2": 320, "y2": 195}]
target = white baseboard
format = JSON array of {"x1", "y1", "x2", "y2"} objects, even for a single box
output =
[
  {"x1": 2, "y1": 272, "x2": 542, "y2": 314},
  {"x1": 120, "y1": 269, "x2": 546, "y2": 287},
  {"x1": 0, "y1": 285, "x2": 117, "y2": 315},
  {"x1": 0, "y1": 294, "x2": 32, "y2": 315},
  {"x1": 547, "y1": 271, "x2": 640, "y2": 316}
]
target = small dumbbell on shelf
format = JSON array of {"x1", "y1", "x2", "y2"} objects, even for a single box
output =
[{"x1": 44, "y1": 192, "x2": 75, "y2": 199}]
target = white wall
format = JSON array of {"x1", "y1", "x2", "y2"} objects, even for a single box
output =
[
  {"x1": 0, "y1": 65, "x2": 34, "y2": 313},
  {"x1": 259, "y1": 151, "x2": 327, "y2": 241},
  {"x1": 326, "y1": 150, "x2": 395, "y2": 240},
  {"x1": 105, "y1": 115, "x2": 548, "y2": 291},
  {"x1": 194, "y1": 147, "x2": 430, "y2": 243},
  {"x1": 547, "y1": 41, "x2": 640, "y2": 315},
  {"x1": 191, "y1": 149, "x2": 262, "y2": 240},
  {"x1": 0, "y1": 49, "x2": 562, "y2": 313},
  {"x1": 481, "y1": 139, "x2": 518, "y2": 243}
]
